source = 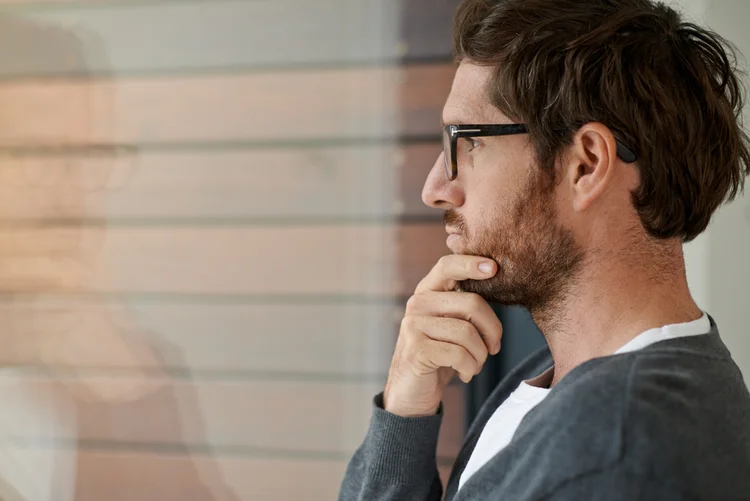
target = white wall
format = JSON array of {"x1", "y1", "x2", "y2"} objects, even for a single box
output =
[{"x1": 679, "y1": 0, "x2": 750, "y2": 381}]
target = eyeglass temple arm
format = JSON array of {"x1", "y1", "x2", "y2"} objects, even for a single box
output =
[{"x1": 615, "y1": 139, "x2": 637, "y2": 163}]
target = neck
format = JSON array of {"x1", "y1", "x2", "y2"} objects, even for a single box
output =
[{"x1": 533, "y1": 241, "x2": 702, "y2": 387}]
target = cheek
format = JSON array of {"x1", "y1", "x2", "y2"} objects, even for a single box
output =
[
  {"x1": 463, "y1": 144, "x2": 536, "y2": 230},
  {"x1": 473, "y1": 143, "x2": 532, "y2": 196},
  {"x1": 462, "y1": 189, "x2": 511, "y2": 243}
]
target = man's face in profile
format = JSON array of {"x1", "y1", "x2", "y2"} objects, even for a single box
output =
[
  {"x1": 0, "y1": 76, "x2": 113, "y2": 293},
  {"x1": 424, "y1": 63, "x2": 585, "y2": 315}
]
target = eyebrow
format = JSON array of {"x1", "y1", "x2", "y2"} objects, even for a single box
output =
[{"x1": 440, "y1": 117, "x2": 472, "y2": 127}]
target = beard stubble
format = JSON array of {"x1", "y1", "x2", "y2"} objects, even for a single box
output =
[{"x1": 446, "y1": 169, "x2": 585, "y2": 319}]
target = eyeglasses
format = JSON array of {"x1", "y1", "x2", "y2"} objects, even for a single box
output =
[{"x1": 442, "y1": 124, "x2": 639, "y2": 181}]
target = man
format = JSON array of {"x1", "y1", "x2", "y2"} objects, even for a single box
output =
[{"x1": 339, "y1": 0, "x2": 750, "y2": 499}]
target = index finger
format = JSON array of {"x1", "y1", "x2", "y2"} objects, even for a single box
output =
[{"x1": 415, "y1": 255, "x2": 497, "y2": 294}]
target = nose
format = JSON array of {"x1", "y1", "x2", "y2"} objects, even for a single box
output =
[{"x1": 421, "y1": 151, "x2": 464, "y2": 209}]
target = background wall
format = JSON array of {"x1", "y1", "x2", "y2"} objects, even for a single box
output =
[{"x1": 678, "y1": 0, "x2": 750, "y2": 382}]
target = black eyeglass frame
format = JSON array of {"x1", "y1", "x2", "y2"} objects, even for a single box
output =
[{"x1": 442, "y1": 124, "x2": 638, "y2": 181}]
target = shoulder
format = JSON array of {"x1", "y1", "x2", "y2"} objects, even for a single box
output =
[
  {"x1": 549, "y1": 338, "x2": 749, "y2": 443},
  {"x1": 551, "y1": 334, "x2": 747, "y2": 422},
  {"x1": 536, "y1": 339, "x2": 750, "y2": 492},
  {"x1": 496, "y1": 334, "x2": 750, "y2": 499}
]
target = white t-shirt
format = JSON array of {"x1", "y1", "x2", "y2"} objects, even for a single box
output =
[{"x1": 457, "y1": 313, "x2": 711, "y2": 492}]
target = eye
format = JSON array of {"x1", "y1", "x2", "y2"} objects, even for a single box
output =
[{"x1": 466, "y1": 138, "x2": 481, "y2": 152}]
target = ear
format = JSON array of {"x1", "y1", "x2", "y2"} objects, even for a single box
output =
[{"x1": 564, "y1": 123, "x2": 619, "y2": 212}]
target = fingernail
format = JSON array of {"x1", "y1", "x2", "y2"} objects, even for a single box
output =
[{"x1": 479, "y1": 262, "x2": 494, "y2": 274}]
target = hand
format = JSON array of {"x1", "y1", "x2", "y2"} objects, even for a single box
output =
[{"x1": 383, "y1": 255, "x2": 503, "y2": 417}]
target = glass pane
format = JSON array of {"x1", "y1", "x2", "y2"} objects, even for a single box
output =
[
  {"x1": 0, "y1": 1, "x2": 464, "y2": 500},
  {"x1": 443, "y1": 127, "x2": 453, "y2": 179}
]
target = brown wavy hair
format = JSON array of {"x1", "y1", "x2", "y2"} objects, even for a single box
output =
[{"x1": 453, "y1": 0, "x2": 750, "y2": 242}]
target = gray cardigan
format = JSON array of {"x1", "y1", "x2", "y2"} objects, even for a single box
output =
[{"x1": 339, "y1": 317, "x2": 750, "y2": 500}]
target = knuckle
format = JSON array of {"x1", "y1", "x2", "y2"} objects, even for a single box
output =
[
  {"x1": 461, "y1": 348, "x2": 478, "y2": 367},
  {"x1": 436, "y1": 343, "x2": 456, "y2": 364},
  {"x1": 413, "y1": 345, "x2": 433, "y2": 367},
  {"x1": 397, "y1": 323, "x2": 417, "y2": 351},
  {"x1": 456, "y1": 354, "x2": 475, "y2": 375},
  {"x1": 400, "y1": 315, "x2": 416, "y2": 332},
  {"x1": 462, "y1": 355, "x2": 477, "y2": 374},
  {"x1": 459, "y1": 321, "x2": 477, "y2": 340},
  {"x1": 466, "y1": 293, "x2": 485, "y2": 313},
  {"x1": 457, "y1": 348, "x2": 472, "y2": 365},
  {"x1": 436, "y1": 255, "x2": 451, "y2": 272},
  {"x1": 467, "y1": 359, "x2": 480, "y2": 376},
  {"x1": 399, "y1": 316, "x2": 418, "y2": 342},
  {"x1": 414, "y1": 277, "x2": 428, "y2": 294},
  {"x1": 443, "y1": 342, "x2": 459, "y2": 357},
  {"x1": 405, "y1": 295, "x2": 421, "y2": 314},
  {"x1": 401, "y1": 328, "x2": 421, "y2": 353},
  {"x1": 478, "y1": 347, "x2": 489, "y2": 367},
  {"x1": 399, "y1": 316, "x2": 409, "y2": 334}
]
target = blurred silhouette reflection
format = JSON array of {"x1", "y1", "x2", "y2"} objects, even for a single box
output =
[{"x1": 0, "y1": 17, "x2": 239, "y2": 501}]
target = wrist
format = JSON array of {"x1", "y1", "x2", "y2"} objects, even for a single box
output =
[{"x1": 381, "y1": 391, "x2": 441, "y2": 418}]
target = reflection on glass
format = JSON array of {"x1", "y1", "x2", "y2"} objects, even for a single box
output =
[
  {"x1": 0, "y1": 15, "x2": 238, "y2": 501},
  {"x1": 0, "y1": 1, "x2": 460, "y2": 499}
]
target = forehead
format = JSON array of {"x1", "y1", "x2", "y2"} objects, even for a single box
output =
[{"x1": 442, "y1": 62, "x2": 506, "y2": 125}]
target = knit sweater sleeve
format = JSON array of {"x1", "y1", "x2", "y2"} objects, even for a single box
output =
[{"x1": 338, "y1": 392, "x2": 445, "y2": 501}]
